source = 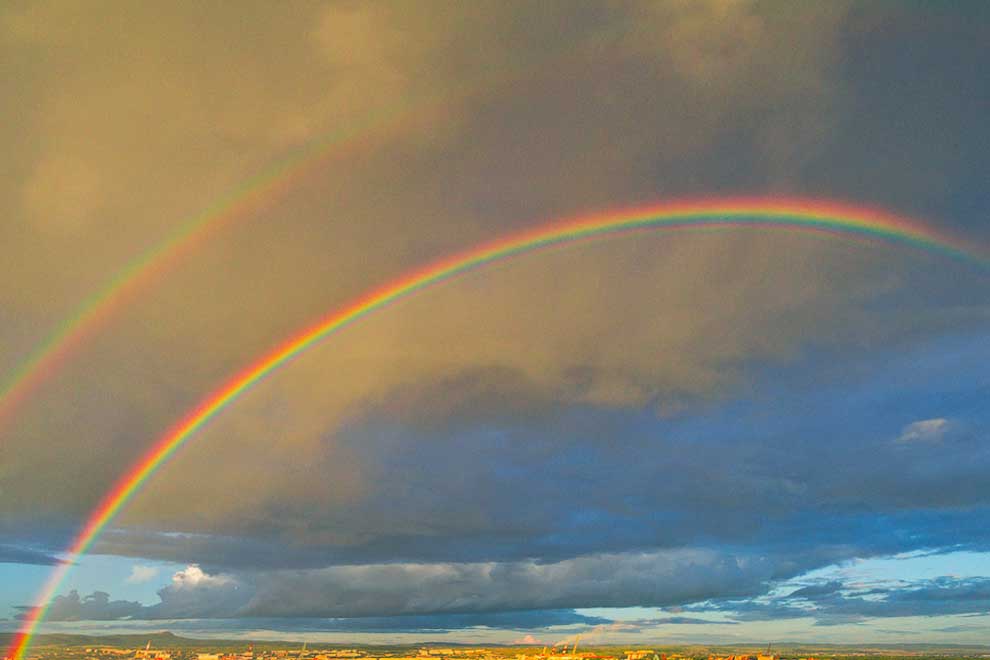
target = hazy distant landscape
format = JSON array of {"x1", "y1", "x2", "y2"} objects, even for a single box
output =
[
  {"x1": 6, "y1": 633, "x2": 990, "y2": 655},
  {"x1": 5, "y1": 633, "x2": 990, "y2": 659}
]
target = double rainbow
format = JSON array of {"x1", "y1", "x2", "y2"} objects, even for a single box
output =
[{"x1": 7, "y1": 197, "x2": 987, "y2": 660}]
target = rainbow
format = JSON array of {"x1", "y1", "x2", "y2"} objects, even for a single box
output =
[
  {"x1": 0, "y1": 87, "x2": 460, "y2": 433},
  {"x1": 7, "y1": 197, "x2": 987, "y2": 660},
  {"x1": 0, "y1": 112, "x2": 388, "y2": 435},
  {"x1": 0, "y1": 36, "x2": 580, "y2": 438}
]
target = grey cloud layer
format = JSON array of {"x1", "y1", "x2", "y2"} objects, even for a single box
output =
[
  {"x1": 690, "y1": 576, "x2": 990, "y2": 625},
  {"x1": 36, "y1": 548, "x2": 772, "y2": 621},
  {"x1": 36, "y1": 568, "x2": 990, "y2": 627}
]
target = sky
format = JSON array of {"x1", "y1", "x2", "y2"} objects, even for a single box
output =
[{"x1": 2, "y1": 0, "x2": 990, "y2": 648}]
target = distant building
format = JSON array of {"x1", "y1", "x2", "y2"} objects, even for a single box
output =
[{"x1": 626, "y1": 652, "x2": 655, "y2": 660}]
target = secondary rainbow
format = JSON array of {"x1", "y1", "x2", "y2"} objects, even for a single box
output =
[
  {"x1": 8, "y1": 197, "x2": 987, "y2": 660},
  {"x1": 0, "y1": 35, "x2": 576, "y2": 436},
  {"x1": 0, "y1": 96, "x2": 429, "y2": 435}
]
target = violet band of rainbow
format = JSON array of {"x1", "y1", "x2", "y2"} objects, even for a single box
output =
[{"x1": 8, "y1": 197, "x2": 988, "y2": 660}]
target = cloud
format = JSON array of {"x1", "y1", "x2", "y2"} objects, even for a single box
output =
[
  {"x1": 126, "y1": 565, "x2": 159, "y2": 584},
  {"x1": 20, "y1": 565, "x2": 244, "y2": 622},
  {"x1": 690, "y1": 575, "x2": 990, "y2": 625},
  {"x1": 87, "y1": 330, "x2": 990, "y2": 573},
  {"x1": 19, "y1": 591, "x2": 143, "y2": 622},
  {"x1": 37, "y1": 592, "x2": 604, "y2": 631},
  {"x1": 140, "y1": 565, "x2": 245, "y2": 620},
  {"x1": 34, "y1": 550, "x2": 772, "y2": 621},
  {"x1": 44, "y1": 333, "x2": 987, "y2": 629},
  {"x1": 934, "y1": 623, "x2": 988, "y2": 633},
  {"x1": 896, "y1": 418, "x2": 952, "y2": 444},
  {"x1": 1, "y1": 0, "x2": 928, "y2": 528},
  {"x1": 238, "y1": 549, "x2": 776, "y2": 619},
  {"x1": 844, "y1": 576, "x2": 990, "y2": 618},
  {"x1": 786, "y1": 580, "x2": 845, "y2": 600},
  {"x1": 13, "y1": 331, "x2": 987, "y2": 629},
  {"x1": 169, "y1": 564, "x2": 234, "y2": 589},
  {"x1": 0, "y1": 544, "x2": 60, "y2": 566},
  {"x1": 645, "y1": 616, "x2": 736, "y2": 626},
  {"x1": 281, "y1": 610, "x2": 609, "y2": 632}
]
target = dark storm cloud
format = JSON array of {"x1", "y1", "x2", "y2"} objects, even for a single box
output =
[
  {"x1": 59, "y1": 330, "x2": 988, "y2": 624},
  {"x1": 86, "y1": 329, "x2": 990, "y2": 575},
  {"x1": 807, "y1": 2, "x2": 990, "y2": 238},
  {"x1": 7, "y1": 0, "x2": 988, "y2": 535}
]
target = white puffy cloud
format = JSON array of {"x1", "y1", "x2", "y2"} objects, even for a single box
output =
[
  {"x1": 896, "y1": 418, "x2": 951, "y2": 444},
  {"x1": 169, "y1": 564, "x2": 234, "y2": 589}
]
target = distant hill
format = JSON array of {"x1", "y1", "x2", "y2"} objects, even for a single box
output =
[
  {"x1": 0, "y1": 633, "x2": 487, "y2": 651},
  {"x1": 0, "y1": 632, "x2": 279, "y2": 650}
]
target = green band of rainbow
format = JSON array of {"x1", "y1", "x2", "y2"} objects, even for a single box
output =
[{"x1": 8, "y1": 197, "x2": 987, "y2": 660}]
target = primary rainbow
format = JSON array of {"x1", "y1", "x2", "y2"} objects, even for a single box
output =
[{"x1": 7, "y1": 197, "x2": 987, "y2": 659}]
